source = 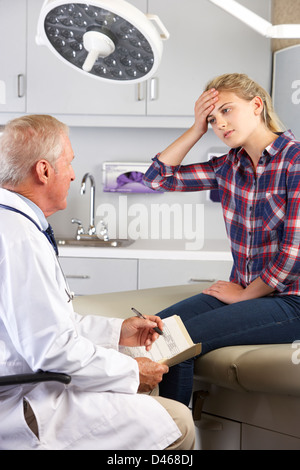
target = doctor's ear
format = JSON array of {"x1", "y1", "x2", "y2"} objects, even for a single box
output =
[{"x1": 35, "y1": 159, "x2": 53, "y2": 184}]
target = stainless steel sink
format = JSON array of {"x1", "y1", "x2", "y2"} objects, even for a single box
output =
[{"x1": 57, "y1": 238, "x2": 134, "y2": 248}]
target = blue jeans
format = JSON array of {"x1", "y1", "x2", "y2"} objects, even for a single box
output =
[{"x1": 158, "y1": 293, "x2": 300, "y2": 406}]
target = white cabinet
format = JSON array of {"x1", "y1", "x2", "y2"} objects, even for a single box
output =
[
  {"x1": 138, "y1": 259, "x2": 232, "y2": 289},
  {"x1": 145, "y1": 0, "x2": 271, "y2": 117},
  {"x1": 241, "y1": 424, "x2": 300, "y2": 450},
  {"x1": 0, "y1": 0, "x2": 26, "y2": 113},
  {"x1": 195, "y1": 413, "x2": 241, "y2": 450},
  {"x1": 58, "y1": 255, "x2": 231, "y2": 294},
  {"x1": 59, "y1": 257, "x2": 137, "y2": 295},
  {"x1": 196, "y1": 414, "x2": 300, "y2": 450},
  {"x1": 24, "y1": 0, "x2": 271, "y2": 121},
  {"x1": 0, "y1": 0, "x2": 271, "y2": 121}
]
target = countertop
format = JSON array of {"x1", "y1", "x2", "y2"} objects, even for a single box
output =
[{"x1": 58, "y1": 238, "x2": 232, "y2": 261}]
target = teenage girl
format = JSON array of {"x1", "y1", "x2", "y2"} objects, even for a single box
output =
[{"x1": 143, "y1": 73, "x2": 300, "y2": 406}]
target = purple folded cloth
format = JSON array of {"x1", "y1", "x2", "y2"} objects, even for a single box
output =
[{"x1": 116, "y1": 171, "x2": 144, "y2": 188}]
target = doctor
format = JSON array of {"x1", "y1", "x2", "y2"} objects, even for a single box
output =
[{"x1": 0, "y1": 115, "x2": 195, "y2": 450}]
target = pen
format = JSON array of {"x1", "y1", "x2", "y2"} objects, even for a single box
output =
[{"x1": 131, "y1": 307, "x2": 163, "y2": 335}]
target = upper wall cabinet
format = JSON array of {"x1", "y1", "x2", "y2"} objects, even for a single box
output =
[
  {"x1": 2, "y1": 0, "x2": 271, "y2": 124},
  {"x1": 0, "y1": 0, "x2": 26, "y2": 113},
  {"x1": 146, "y1": 0, "x2": 271, "y2": 117}
]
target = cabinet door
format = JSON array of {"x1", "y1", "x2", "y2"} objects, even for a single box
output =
[
  {"x1": 146, "y1": 0, "x2": 271, "y2": 116},
  {"x1": 60, "y1": 257, "x2": 137, "y2": 295},
  {"x1": 242, "y1": 423, "x2": 300, "y2": 450},
  {"x1": 196, "y1": 413, "x2": 241, "y2": 450},
  {"x1": 0, "y1": 0, "x2": 26, "y2": 112},
  {"x1": 138, "y1": 259, "x2": 232, "y2": 289},
  {"x1": 26, "y1": 0, "x2": 146, "y2": 115}
]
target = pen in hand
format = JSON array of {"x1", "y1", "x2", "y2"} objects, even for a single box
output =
[{"x1": 131, "y1": 307, "x2": 163, "y2": 335}]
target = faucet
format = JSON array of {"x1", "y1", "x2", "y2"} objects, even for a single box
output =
[
  {"x1": 98, "y1": 219, "x2": 109, "y2": 242},
  {"x1": 80, "y1": 172, "x2": 96, "y2": 236},
  {"x1": 71, "y1": 172, "x2": 110, "y2": 241}
]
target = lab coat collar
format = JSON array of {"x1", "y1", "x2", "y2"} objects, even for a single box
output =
[
  {"x1": 0, "y1": 188, "x2": 47, "y2": 230},
  {"x1": 16, "y1": 193, "x2": 48, "y2": 231}
]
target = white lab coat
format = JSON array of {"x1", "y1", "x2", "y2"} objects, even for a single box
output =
[{"x1": 0, "y1": 189, "x2": 180, "y2": 450}]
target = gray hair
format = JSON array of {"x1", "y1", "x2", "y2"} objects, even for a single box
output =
[{"x1": 0, "y1": 115, "x2": 69, "y2": 187}]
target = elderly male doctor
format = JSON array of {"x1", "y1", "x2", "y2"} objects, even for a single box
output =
[{"x1": 0, "y1": 115, "x2": 195, "y2": 450}]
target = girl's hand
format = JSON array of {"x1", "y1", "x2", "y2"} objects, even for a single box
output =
[
  {"x1": 156, "y1": 88, "x2": 219, "y2": 166},
  {"x1": 203, "y1": 280, "x2": 245, "y2": 304},
  {"x1": 203, "y1": 277, "x2": 275, "y2": 304},
  {"x1": 193, "y1": 88, "x2": 219, "y2": 136}
]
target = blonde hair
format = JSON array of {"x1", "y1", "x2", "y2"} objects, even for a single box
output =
[
  {"x1": 204, "y1": 73, "x2": 284, "y2": 133},
  {"x1": 0, "y1": 115, "x2": 69, "y2": 187}
]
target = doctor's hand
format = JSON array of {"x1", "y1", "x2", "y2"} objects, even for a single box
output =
[
  {"x1": 119, "y1": 315, "x2": 164, "y2": 351},
  {"x1": 135, "y1": 357, "x2": 169, "y2": 393}
]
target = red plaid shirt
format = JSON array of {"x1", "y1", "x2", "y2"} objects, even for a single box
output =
[{"x1": 144, "y1": 131, "x2": 300, "y2": 296}]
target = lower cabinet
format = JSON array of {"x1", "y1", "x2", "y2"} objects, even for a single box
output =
[
  {"x1": 59, "y1": 256, "x2": 232, "y2": 295},
  {"x1": 138, "y1": 259, "x2": 232, "y2": 289},
  {"x1": 195, "y1": 413, "x2": 241, "y2": 450},
  {"x1": 241, "y1": 424, "x2": 300, "y2": 450},
  {"x1": 195, "y1": 413, "x2": 300, "y2": 450},
  {"x1": 59, "y1": 257, "x2": 138, "y2": 295}
]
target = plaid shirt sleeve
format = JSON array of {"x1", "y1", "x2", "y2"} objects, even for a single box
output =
[
  {"x1": 143, "y1": 155, "x2": 222, "y2": 192},
  {"x1": 260, "y1": 151, "x2": 300, "y2": 292}
]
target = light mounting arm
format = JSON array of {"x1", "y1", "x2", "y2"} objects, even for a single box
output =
[{"x1": 208, "y1": 0, "x2": 300, "y2": 38}]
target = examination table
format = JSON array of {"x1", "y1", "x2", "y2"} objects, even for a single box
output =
[{"x1": 73, "y1": 283, "x2": 300, "y2": 450}]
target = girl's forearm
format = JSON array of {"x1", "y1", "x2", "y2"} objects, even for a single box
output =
[
  {"x1": 241, "y1": 276, "x2": 275, "y2": 300},
  {"x1": 157, "y1": 89, "x2": 219, "y2": 166},
  {"x1": 157, "y1": 125, "x2": 205, "y2": 166}
]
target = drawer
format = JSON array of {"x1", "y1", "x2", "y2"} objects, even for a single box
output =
[
  {"x1": 59, "y1": 257, "x2": 138, "y2": 295},
  {"x1": 138, "y1": 259, "x2": 232, "y2": 289}
]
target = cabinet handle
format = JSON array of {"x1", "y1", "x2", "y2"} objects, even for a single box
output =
[
  {"x1": 150, "y1": 77, "x2": 158, "y2": 101},
  {"x1": 137, "y1": 83, "x2": 145, "y2": 101},
  {"x1": 17, "y1": 74, "x2": 25, "y2": 98},
  {"x1": 65, "y1": 275, "x2": 90, "y2": 279},
  {"x1": 195, "y1": 419, "x2": 223, "y2": 431},
  {"x1": 189, "y1": 278, "x2": 215, "y2": 283}
]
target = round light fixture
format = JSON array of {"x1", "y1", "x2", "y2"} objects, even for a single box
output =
[{"x1": 36, "y1": 0, "x2": 169, "y2": 83}]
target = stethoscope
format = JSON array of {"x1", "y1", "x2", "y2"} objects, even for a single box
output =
[{"x1": 0, "y1": 204, "x2": 74, "y2": 302}]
